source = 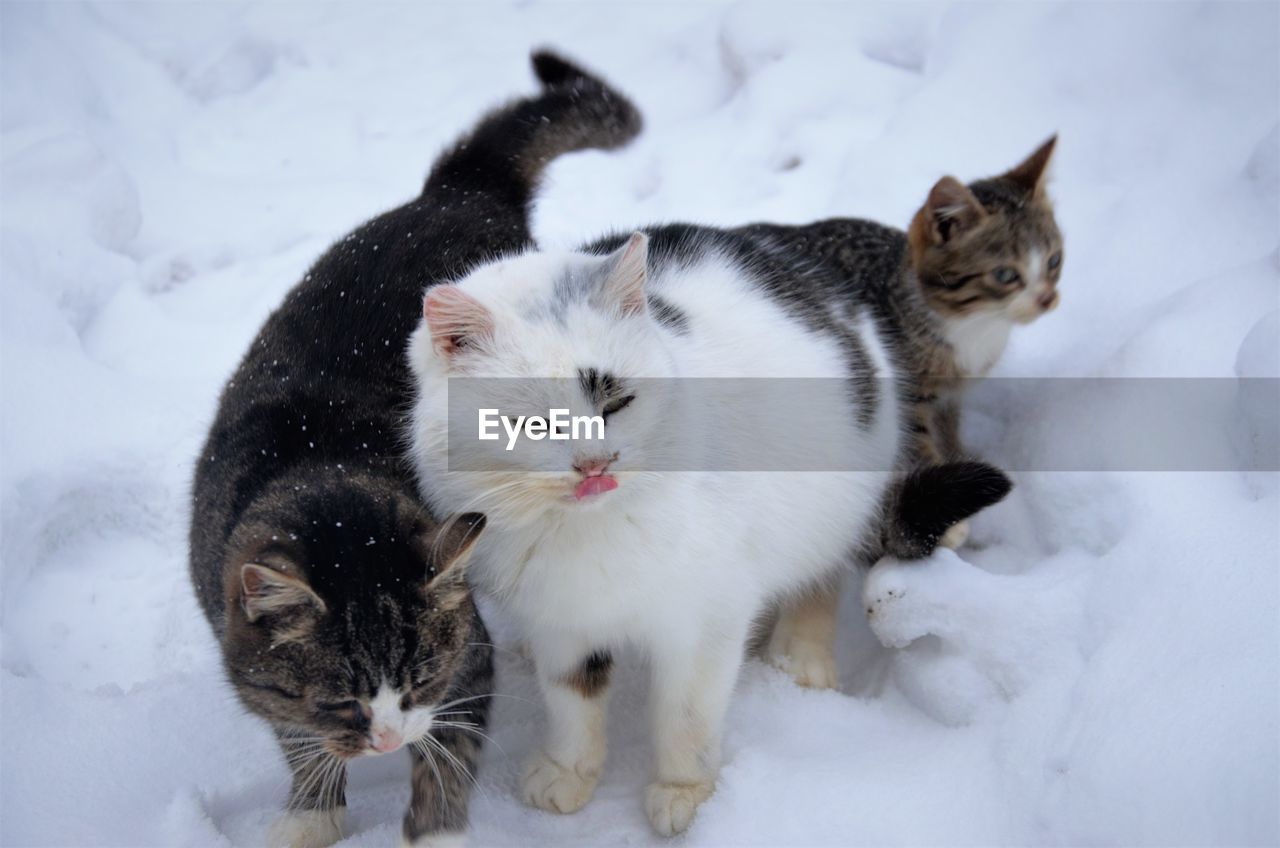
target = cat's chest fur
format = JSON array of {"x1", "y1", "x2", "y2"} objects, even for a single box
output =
[
  {"x1": 467, "y1": 477, "x2": 779, "y2": 637},
  {"x1": 941, "y1": 311, "x2": 1013, "y2": 377}
]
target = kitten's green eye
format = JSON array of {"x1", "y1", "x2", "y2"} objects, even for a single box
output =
[
  {"x1": 993, "y1": 266, "x2": 1021, "y2": 286},
  {"x1": 1048, "y1": 251, "x2": 1062, "y2": 270},
  {"x1": 602, "y1": 395, "x2": 635, "y2": 418}
]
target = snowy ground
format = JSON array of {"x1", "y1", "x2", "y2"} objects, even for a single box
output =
[{"x1": 2, "y1": 2, "x2": 1277, "y2": 846}]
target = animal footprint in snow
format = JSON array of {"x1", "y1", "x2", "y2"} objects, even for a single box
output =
[{"x1": 863, "y1": 549, "x2": 1079, "y2": 725}]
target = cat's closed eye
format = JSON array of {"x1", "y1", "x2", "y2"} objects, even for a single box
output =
[
  {"x1": 317, "y1": 699, "x2": 366, "y2": 721},
  {"x1": 992, "y1": 266, "x2": 1022, "y2": 286},
  {"x1": 602, "y1": 394, "x2": 635, "y2": 418},
  {"x1": 245, "y1": 681, "x2": 303, "y2": 700}
]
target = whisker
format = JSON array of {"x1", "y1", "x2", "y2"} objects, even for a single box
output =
[
  {"x1": 420, "y1": 733, "x2": 482, "y2": 796},
  {"x1": 432, "y1": 691, "x2": 532, "y2": 712},
  {"x1": 432, "y1": 721, "x2": 508, "y2": 759},
  {"x1": 411, "y1": 739, "x2": 452, "y2": 820}
]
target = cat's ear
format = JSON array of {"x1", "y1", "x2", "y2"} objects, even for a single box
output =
[
  {"x1": 923, "y1": 176, "x2": 987, "y2": 244},
  {"x1": 427, "y1": 512, "x2": 487, "y2": 582},
  {"x1": 1004, "y1": 135, "x2": 1056, "y2": 197},
  {"x1": 598, "y1": 232, "x2": 649, "y2": 317},
  {"x1": 239, "y1": 563, "x2": 326, "y2": 623},
  {"x1": 423, "y1": 286, "x2": 493, "y2": 359}
]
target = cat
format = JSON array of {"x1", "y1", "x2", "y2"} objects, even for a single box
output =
[
  {"x1": 737, "y1": 136, "x2": 1062, "y2": 688},
  {"x1": 189, "y1": 50, "x2": 642, "y2": 848},
  {"x1": 406, "y1": 218, "x2": 1011, "y2": 835},
  {"x1": 742, "y1": 136, "x2": 1061, "y2": 476}
]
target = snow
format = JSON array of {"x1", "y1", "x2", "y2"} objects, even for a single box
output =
[{"x1": 2, "y1": 2, "x2": 1277, "y2": 846}]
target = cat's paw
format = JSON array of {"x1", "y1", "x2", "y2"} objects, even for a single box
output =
[
  {"x1": 644, "y1": 780, "x2": 713, "y2": 837},
  {"x1": 267, "y1": 807, "x2": 345, "y2": 848},
  {"x1": 521, "y1": 752, "x2": 599, "y2": 814},
  {"x1": 939, "y1": 519, "x2": 971, "y2": 550},
  {"x1": 765, "y1": 633, "x2": 838, "y2": 690},
  {"x1": 400, "y1": 831, "x2": 466, "y2": 848}
]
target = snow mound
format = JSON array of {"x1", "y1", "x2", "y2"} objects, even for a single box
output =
[{"x1": 2, "y1": 2, "x2": 1276, "y2": 847}]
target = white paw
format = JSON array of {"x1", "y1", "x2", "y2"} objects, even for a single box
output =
[
  {"x1": 267, "y1": 807, "x2": 345, "y2": 848},
  {"x1": 400, "y1": 831, "x2": 466, "y2": 848},
  {"x1": 939, "y1": 519, "x2": 971, "y2": 550},
  {"x1": 645, "y1": 780, "x2": 713, "y2": 837},
  {"x1": 521, "y1": 752, "x2": 599, "y2": 814},
  {"x1": 766, "y1": 634, "x2": 838, "y2": 690}
]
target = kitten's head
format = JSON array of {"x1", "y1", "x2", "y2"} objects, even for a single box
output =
[
  {"x1": 907, "y1": 136, "x2": 1064, "y2": 324},
  {"x1": 413, "y1": 233, "x2": 680, "y2": 522},
  {"x1": 221, "y1": 472, "x2": 486, "y2": 760}
]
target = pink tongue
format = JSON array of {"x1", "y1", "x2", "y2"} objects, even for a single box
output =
[{"x1": 575, "y1": 475, "x2": 618, "y2": 500}]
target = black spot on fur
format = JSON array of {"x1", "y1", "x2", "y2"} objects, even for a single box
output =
[
  {"x1": 578, "y1": 367, "x2": 621, "y2": 407},
  {"x1": 648, "y1": 294, "x2": 690, "y2": 334},
  {"x1": 561, "y1": 650, "x2": 613, "y2": 698}
]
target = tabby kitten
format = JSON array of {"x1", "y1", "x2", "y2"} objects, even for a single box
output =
[
  {"x1": 906, "y1": 135, "x2": 1063, "y2": 476},
  {"x1": 189, "y1": 50, "x2": 642, "y2": 848},
  {"x1": 738, "y1": 136, "x2": 1062, "y2": 688},
  {"x1": 748, "y1": 136, "x2": 1061, "y2": 474}
]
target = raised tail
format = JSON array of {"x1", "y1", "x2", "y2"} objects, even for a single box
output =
[
  {"x1": 423, "y1": 49, "x2": 642, "y2": 204},
  {"x1": 880, "y1": 461, "x2": 1013, "y2": 560}
]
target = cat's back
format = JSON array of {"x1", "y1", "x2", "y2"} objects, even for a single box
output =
[
  {"x1": 190, "y1": 199, "x2": 499, "y2": 622},
  {"x1": 583, "y1": 223, "x2": 894, "y2": 381},
  {"x1": 734, "y1": 218, "x2": 908, "y2": 305}
]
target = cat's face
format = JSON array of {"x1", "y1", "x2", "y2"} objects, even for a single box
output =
[
  {"x1": 221, "y1": 478, "x2": 485, "y2": 760},
  {"x1": 908, "y1": 136, "x2": 1064, "y2": 325},
  {"x1": 415, "y1": 234, "x2": 680, "y2": 522}
]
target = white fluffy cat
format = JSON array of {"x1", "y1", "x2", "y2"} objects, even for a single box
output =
[{"x1": 406, "y1": 228, "x2": 902, "y2": 835}]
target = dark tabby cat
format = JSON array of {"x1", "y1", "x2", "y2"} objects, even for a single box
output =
[
  {"x1": 189, "y1": 51, "x2": 642, "y2": 848},
  {"x1": 740, "y1": 137, "x2": 1061, "y2": 688}
]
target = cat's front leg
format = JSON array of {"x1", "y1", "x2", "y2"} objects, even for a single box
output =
[
  {"x1": 521, "y1": 632, "x2": 612, "y2": 815},
  {"x1": 913, "y1": 399, "x2": 972, "y2": 549},
  {"x1": 646, "y1": 618, "x2": 751, "y2": 837},
  {"x1": 765, "y1": 583, "x2": 841, "y2": 690},
  {"x1": 930, "y1": 399, "x2": 972, "y2": 549},
  {"x1": 267, "y1": 731, "x2": 348, "y2": 848},
  {"x1": 402, "y1": 725, "x2": 482, "y2": 848}
]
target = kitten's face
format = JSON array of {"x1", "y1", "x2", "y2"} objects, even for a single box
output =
[
  {"x1": 908, "y1": 137, "x2": 1064, "y2": 325},
  {"x1": 222, "y1": 480, "x2": 485, "y2": 760},
  {"x1": 416, "y1": 234, "x2": 680, "y2": 520}
]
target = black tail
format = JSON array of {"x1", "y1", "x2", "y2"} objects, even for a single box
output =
[
  {"x1": 881, "y1": 462, "x2": 1013, "y2": 559},
  {"x1": 423, "y1": 49, "x2": 642, "y2": 205}
]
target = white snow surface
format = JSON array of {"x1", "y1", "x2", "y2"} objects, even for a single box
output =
[{"x1": 2, "y1": 3, "x2": 1278, "y2": 846}]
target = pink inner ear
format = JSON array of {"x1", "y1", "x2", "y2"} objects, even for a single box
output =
[
  {"x1": 604, "y1": 232, "x2": 649, "y2": 316},
  {"x1": 424, "y1": 286, "x2": 493, "y2": 357},
  {"x1": 241, "y1": 564, "x2": 266, "y2": 595}
]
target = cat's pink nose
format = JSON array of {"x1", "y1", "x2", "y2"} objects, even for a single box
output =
[
  {"x1": 371, "y1": 728, "x2": 403, "y2": 753},
  {"x1": 574, "y1": 458, "x2": 611, "y2": 477},
  {"x1": 1037, "y1": 289, "x2": 1060, "y2": 311}
]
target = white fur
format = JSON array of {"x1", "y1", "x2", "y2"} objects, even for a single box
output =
[
  {"x1": 267, "y1": 807, "x2": 345, "y2": 848},
  {"x1": 943, "y1": 309, "x2": 1013, "y2": 376},
  {"x1": 1025, "y1": 247, "x2": 1045, "y2": 287},
  {"x1": 366, "y1": 680, "x2": 434, "y2": 754},
  {"x1": 407, "y1": 241, "x2": 901, "y2": 834}
]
